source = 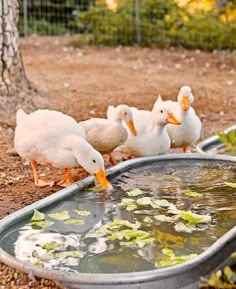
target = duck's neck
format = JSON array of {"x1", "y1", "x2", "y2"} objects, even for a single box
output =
[{"x1": 149, "y1": 122, "x2": 166, "y2": 134}]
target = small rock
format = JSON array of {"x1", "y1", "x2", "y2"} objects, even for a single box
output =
[
  {"x1": 175, "y1": 63, "x2": 181, "y2": 69},
  {"x1": 226, "y1": 80, "x2": 233, "y2": 86}
]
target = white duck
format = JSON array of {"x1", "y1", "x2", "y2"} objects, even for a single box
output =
[
  {"x1": 116, "y1": 97, "x2": 181, "y2": 157},
  {"x1": 14, "y1": 109, "x2": 111, "y2": 189},
  {"x1": 153, "y1": 86, "x2": 202, "y2": 153},
  {"x1": 80, "y1": 104, "x2": 137, "y2": 165}
]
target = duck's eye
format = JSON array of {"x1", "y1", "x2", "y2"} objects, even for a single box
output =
[
  {"x1": 124, "y1": 112, "x2": 127, "y2": 115},
  {"x1": 92, "y1": 159, "x2": 96, "y2": 163},
  {"x1": 160, "y1": 110, "x2": 163, "y2": 113}
]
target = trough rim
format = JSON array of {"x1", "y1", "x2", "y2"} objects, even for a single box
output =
[{"x1": 0, "y1": 153, "x2": 235, "y2": 286}]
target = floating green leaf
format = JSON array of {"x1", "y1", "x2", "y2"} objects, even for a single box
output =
[
  {"x1": 152, "y1": 199, "x2": 174, "y2": 208},
  {"x1": 180, "y1": 211, "x2": 211, "y2": 225},
  {"x1": 157, "y1": 248, "x2": 198, "y2": 268},
  {"x1": 127, "y1": 189, "x2": 144, "y2": 197},
  {"x1": 224, "y1": 182, "x2": 236, "y2": 188},
  {"x1": 118, "y1": 198, "x2": 136, "y2": 208},
  {"x1": 231, "y1": 252, "x2": 236, "y2": 259},
  {"x1": 31, "y1": 210, "x2": 45, "y2": 222},
  {"x1": 108, "y1": 220, "x2": 141, "y2": 231},
  {"x1": 136, "y1": 197, "x2": 153, "y2": 206},
  {"x1": 48, "y1": 211, "x2": 70, "y2": 220},
  {"x1": 154, "y1": 215, "x2": 178, "y2": 223},
  {"x1": 31, "y1": 221, "x2": 54, "y2": 229},
  {"x1": 73, "y1": 209, "x2": 91, "y2": 216},
  {"x1": 143, "y1": 216, "x2": 153, "y2": 223},
  {"x1": 32, "y1": 260, "x2": 43, "y2": 267},
  {"x1": 126, "y1": 204, "x2": 138, "y2": 211},
  {"x1": 40, "y1": 241, "x2": 64, "y2": 251},
  {"x1": 174, "y1": 222, "x2": 198, "y2": 233},
  {"x1": 109, "y1": 229, "x2": 155, "y2": 248},
  {"x1": 182, "y1": 190, "x2": 203, "y2": 197},
  {"x1": 64, "y1": 219, "x2": 84, "y2": 225},
  {"x1": 224, "y1": 266, "x2": 236, "y2": 284}
]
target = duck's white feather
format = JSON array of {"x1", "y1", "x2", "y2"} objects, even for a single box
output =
[
  {"x1": 153, "y1": 86, "x2": 202, "y2": 149},
  {"x1": 80, "y1": 105, "x2": 135, "y2": 155},
  {"x1": 14, "y1": 109, "x2": 87, "y2": 168},
  {"x1": 166, "y1": 102, "x2": 201, "y2": 148},
  {"x1": 117, "y1": 101, "x2": 177, "y2": 157}
]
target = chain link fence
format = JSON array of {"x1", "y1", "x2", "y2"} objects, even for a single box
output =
[{"x1": 19, "y1": 0, "x2": 236, "y2": 51}]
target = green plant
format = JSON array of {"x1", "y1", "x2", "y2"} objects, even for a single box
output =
[
  {"x1": 73, "y1": 0, "x2": 236, "y2": 51},
  {"x1": 216, "y1": 129, "x2": 236, "y2": 150}
]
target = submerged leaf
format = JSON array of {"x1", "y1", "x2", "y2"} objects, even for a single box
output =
[
  {"x1": 64, "y1": 219, "x2": 84, "y2": 225},
  {"x1": 31, "y1": 210, "x2": 45, "y2": 222},
  {"x1": 73, "y1": 210, "x2": 91, "y2": 216},
  {"x1": 127, "y1": 189, "x2": 144, "y2": 197},
  {"x1": 56, "y1": 251, "x2": 80, "y2": 258},
  {"x1": 48, "y1": 211, "x2": 70, "y2": 220},
  {"x1": 86, "y1": 185, "x2": 103, "y2": 192},
  {"x1": 182, "y1": 190, "x2": 203, "y2": 197},
  {"x1": 31, "y1": 221, "x2": 54, "y2": 229},
  {"x1": 157, "y1": 252, "x2": 198, "y2": 268},
  {"x1": 40, "y1": 241, "x2": 64, "y2": 251},
  {"x1": 224, "y1": 182, "x2": 236, "y2": 188},
  {"x1": 162, "y1": 248, "x2": 175, "y2": 257},
  {"x1": 38, "y1": 250, "x2": 80, "y2": 260}
]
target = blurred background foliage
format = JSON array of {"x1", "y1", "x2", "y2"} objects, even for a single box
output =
[{"x1": 19, "y1": 0, "x2": 236, "y2": 51}]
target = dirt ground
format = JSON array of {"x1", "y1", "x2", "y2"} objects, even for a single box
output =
[{"x1": 0, "y1": 35, "x2": 235, "y2": 288}]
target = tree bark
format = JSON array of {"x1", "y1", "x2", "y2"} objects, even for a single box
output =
[{"x1": 0, "y1": 0, "x2": 28, "y2": 96}]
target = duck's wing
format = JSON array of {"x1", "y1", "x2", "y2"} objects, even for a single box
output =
[
  {"x1": 14, "y1": 109, "x2": 85, "y2": 160},
  {"x1": 80, "y1": 118, "x2": 124, "y2": 152}
]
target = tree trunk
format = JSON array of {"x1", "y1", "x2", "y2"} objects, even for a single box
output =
[{"x1": 0, "y1": 0, "x2": 28, "y2": 96}]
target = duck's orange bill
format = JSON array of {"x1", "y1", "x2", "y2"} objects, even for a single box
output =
[
  {"x1": 181, "y1": 95, "x2": 190, "y2": 111},
  {"x1": 166, "y1": 113, "x2": 181, "y2": 125},
  {"x1": 95, "y1": 168, "x2": 112, "y2": 190},
  {"x1": 127, "y1": 120, "x2": 137, "y2": 136}
]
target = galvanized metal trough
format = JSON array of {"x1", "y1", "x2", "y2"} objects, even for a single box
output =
[
  {"x1": 196, "y1": 124, "x2": 236, "y2": 157},
  {"x1": 0, "y1": 154, "x2": 235, "y2": 289}
]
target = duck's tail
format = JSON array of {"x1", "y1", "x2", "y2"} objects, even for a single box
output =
[
  {"x1": 16, "y1": 109, "x2": 27, "y2": 124},
  {"x1": 106, "y1": 105, "x2": 116, "y2": 120}
]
